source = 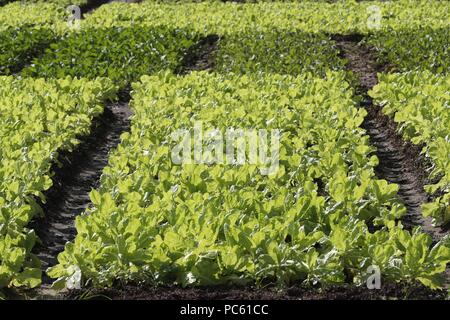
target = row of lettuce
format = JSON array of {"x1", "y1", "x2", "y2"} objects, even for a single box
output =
[
  {"x1": 48, "y1": 72, "x2": 450, "y2": 290},
  {"x1": 0, "y1": 76, "x2": 116, "y2": 292},
  {"x1": 1, "y1": 1, "x2": 448, "y2": 80},
  {"x1": 1, "y1": 25, "x2": 448, "y2": 83},
  {"x1": 370, "y1": 72, "x2": 450, "y2": 226},
  {"x1": 1, "y1": 0, "x2": 448, "y2": 33},
  {"x1": 0, "y1": 26, "x2": 346, "y2": 83}
]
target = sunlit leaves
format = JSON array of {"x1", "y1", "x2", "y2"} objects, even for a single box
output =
[
  {"x1": 370, "y1": 72, "x2": 450, "y2": 225},
  {"x1": 0, "y1": 76, "x2": 117, "y2": 290},
  {"x1": 22, "y1": 26, "x2": 199, "y2": 89},
  {"x1": 49, "y1": 72, "x2": 449, "y2": 290}
]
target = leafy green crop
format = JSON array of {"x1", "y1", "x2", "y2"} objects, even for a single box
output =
[
  {"x1": 367, "y1": 27, "x2": 450, "y2": 74},
  {"x1": 49, "y1": 72, "x2": 449, "y2": 290},
  {"x1": 22, "y1": 26, "x2": 200, "y2": 89},
  {"x1": 215, "y1": 31, "x2": 345, "y2": 76},
  {"x1": 0, "y1": 2, "x2": 68, "y2": 31},
  {"x1": 0, "y1": 27, "x2": 57, "y2": 75},
  {"x1": 0, "y1": 76, "x2": 117, "y2": 291},
  {"x1": 2, "y1": 0, "x2": 448, "y2": 295},
  {"x1": 2, "y1": 0, "x2": 447, "y2": 36},
  {"x1": 83, "y1": 0, "x2": 448, "y2": 35},
  {"x1": 370, "y1": 71, "x2": 450, "y2": 226}
]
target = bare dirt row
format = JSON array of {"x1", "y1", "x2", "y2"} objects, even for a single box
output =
[
  {"x1": 68, "y1": 282, "x2": 446, "y2": 300},
  {"x1": 31, "y1": 101, "x2": 132, "y2": 284}
]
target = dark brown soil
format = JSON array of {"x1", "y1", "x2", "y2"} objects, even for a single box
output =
[
  {"x1": 363, "y1": 105, "x2": 449, "y2": 242},
  {"x1": 67, "y1": 283, "x2": 447, "y2": 300},
  {"x1": 31, "y1": 102, "x2": 132, "y2": 283},
  {"x1": 332, "y1": 34, "x2": 379, "y2": 90},
  {"x1": 177, "y1": 35, "x2": 219, "y2": 75}
]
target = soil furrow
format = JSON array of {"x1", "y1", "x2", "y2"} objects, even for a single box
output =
[
  {"x1": 68, "y1": 282, "x2": 446, "y2": 300},
  {"x1": 177, "y1": 34, "x2": 219, "y2": 75},
  {"x1": 333, "y1": 35, "x2": 447, "y2": 244},
  {"x1": 32, "y1": 102, "x2": 132, "y2": 284}
]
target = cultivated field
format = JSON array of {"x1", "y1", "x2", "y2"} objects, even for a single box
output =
[{"x1": 0, "y1": 0, "x2": 449, "y2": 301}]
